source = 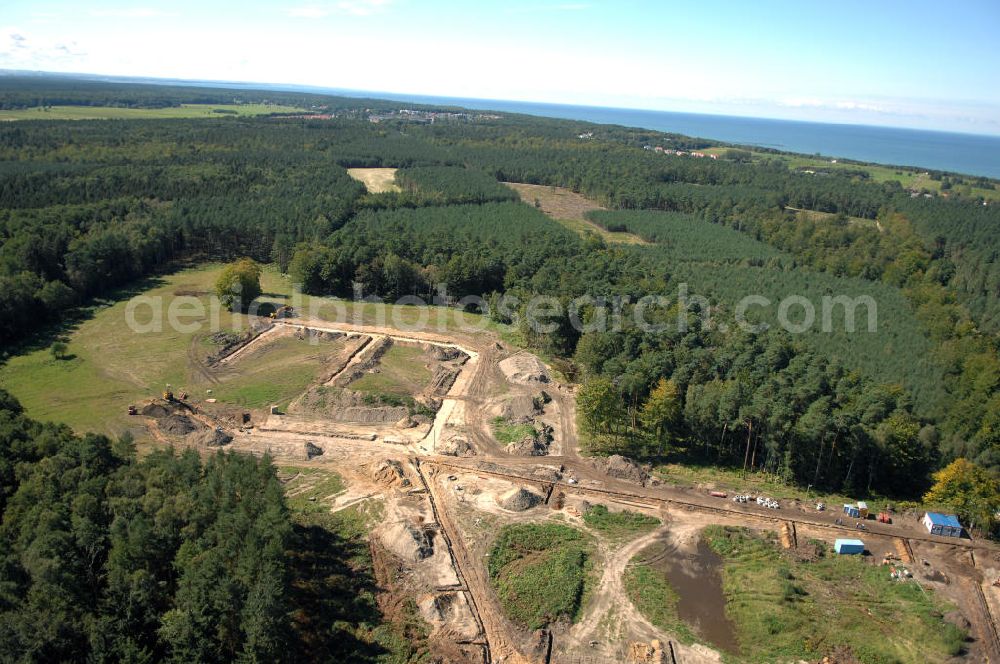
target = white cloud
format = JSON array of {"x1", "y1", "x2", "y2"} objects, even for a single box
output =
[
  {"x1": 0, "y1": 28, "x2": 86, "y2": 66},
  {"x1": 288, "y1": 0, "x2": 391, "y2": 18},
  {"x1": 89, "y1": 8, "x2": 177, "y2": 19},
  {"x1": 288, "y1": 6, "x2": 333, "y2": 18}
]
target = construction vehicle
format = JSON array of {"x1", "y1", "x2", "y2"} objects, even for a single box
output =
[
  {"x1": 270, "y1": 305, "x2": 295, "y2": 320},
  {"x1": 163, "y1": 390, "x2": 174, "y2": 401}
]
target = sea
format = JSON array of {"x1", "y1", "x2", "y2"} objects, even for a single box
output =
[{"x1": 367, "y1": 93, "x2": 1000, "y2": 179}]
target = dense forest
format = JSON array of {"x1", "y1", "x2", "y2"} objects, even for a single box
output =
[
  {"x1": 0, "y1": 388, "x2": 426, "y2": 662},
  {"x1": 0, "y1": 389, "x2": 289, "y2": 661},
  {"x1": 1, "y1": 77, "x2": 999, "y2": 499}
]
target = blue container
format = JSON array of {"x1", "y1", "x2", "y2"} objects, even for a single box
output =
[{"x1": 834, "y1": 538, "x2": 865, "y2": 555}]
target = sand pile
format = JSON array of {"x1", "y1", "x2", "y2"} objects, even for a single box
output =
[
  {"x1": 438, "y1": 435, "x2": 474, "y2": 457},
  {"x1": 496, "y1": 487, "x2": 543, "y2": 511},
  {"x1": 382, "y1": 522, "x2": 434, "y2": 562},
  {"x1": 498, "y1": 353, "x2": 550, "y2": 385},
  {"x1": 505, "y1": 437, "x2": 548, "y2": 457},
  {"x1": 590, "y1": 454, "x2": 650, "y2": 485},
  {"x1": 373, "y1": 459, "x2": 411, "y2": 488}
]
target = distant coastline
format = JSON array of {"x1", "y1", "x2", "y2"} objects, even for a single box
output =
[
  {"x1": 353, "y1": 92, "x2": 1000, "y2": 179},
  {"x1": 4, "y1": 71, "x2": 999, "y2": 178}
]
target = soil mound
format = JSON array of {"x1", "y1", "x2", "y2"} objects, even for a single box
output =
[
  {"x1": 140, "y1": 400, "x2": 177, "y2": 418},
  {"x1": 430, "y1": 347, "x2": 464, "y2": 362},
  {"x1": 373, "y1": 459, "x2": 411, "y2": 488},
  {"x1": 427, "y1": 366, "x2": 462, "y2": 396},
  {"x1": 502, "y1": 395, "x2": 540, "y2": 424},
  {"x1": 304, "y1": 441, "x2": 324, "y2": 460},
  {"x1": 496, "y1": 487, "x2": 542, "y2": 511},
  {"x1": 382, "y1": 521, "x2": 434, "y2": 561},
  {"x1": 188, "y1": 427, "x2": 233, "y2": 447},
  {"x1": 438, "y1": 435, "x2": 474, "y2": 457},
  {"x1": 590, "y1": 454, "x2": 650, "y2": 485},
  {"x1": 293, "y1": 387, "x2": 410, "y2": 423},
  {"x1": 505, "y1": 437, "x2": 548, "y2": 457},
  {"x1": 944, "y1": 610, "x2": 971, "y2": 632},
  {"x1": 160, "y1": 414, "x2": 197, "y2": 435},
  {"x1": 499, "y1": 353, "x2": 550, "y2": 385}
]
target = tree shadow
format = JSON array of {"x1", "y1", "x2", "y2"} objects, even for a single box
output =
[{"x1": 286, "y1": 522, "x2": 389, "y2": 663}]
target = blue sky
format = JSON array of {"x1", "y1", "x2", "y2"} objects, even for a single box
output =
[{"x1": 2, "y1": 0, "x2": 999, "y2": 134}]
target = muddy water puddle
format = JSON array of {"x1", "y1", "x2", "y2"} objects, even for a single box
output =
[{"x1": 646, "y1": 537, "x2": 739, "y2": 653}]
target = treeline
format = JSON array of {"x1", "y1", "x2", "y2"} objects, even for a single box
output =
[
  {"x1": 395, "y1": 166, "x2": 519, "y2": 205},
  {"x1": 0, "y1": 75, "x2": 425, "y2": 113},
  {"x1": 575, "y1": 321, "x2": 931, "y2": 496},
  {"x1": 290, "y1": 201, "x2": 579, "y2": 301},
  {"x1": 0, "y1": 390, "x2": 293, "y2": 662},
  {"x1": 587, "y1": 209, "x2": 782, "y2": 263}
]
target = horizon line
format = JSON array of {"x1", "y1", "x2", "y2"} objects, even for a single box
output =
[{"x1": 5, "y1": 67, "x2": 1000, "y2": 141}]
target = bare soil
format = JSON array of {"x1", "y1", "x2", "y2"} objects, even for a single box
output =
[{"x1": 348, "y1": 167, "x2": 401, "y2": 193}]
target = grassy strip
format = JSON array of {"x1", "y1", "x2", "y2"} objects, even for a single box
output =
[
  {"x1": 655, "y1": 462, "x2": 867, "y2": 508},
  {"x1": 623, "y1": 563, "x2": 696, "y2": 644},
  {"x1": 0, "y1": 103, "x2": 307, "y2": 120},
  {"x1": 488, "y1": 523, "x2": 595, "y2": 629},
  {"x1": 582, "y1": 504, "x2": 660, "y2": 541},
  {"x1": 491, "y1": 416, "x2": 537, "y2": 445}
]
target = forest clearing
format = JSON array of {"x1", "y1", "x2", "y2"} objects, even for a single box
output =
[
  {"x1": 2, "y1": 261, "x2": 997, "y2": 663},
  {"x1": 348, "y1": 167, "x2": 402, "y2": 193}
]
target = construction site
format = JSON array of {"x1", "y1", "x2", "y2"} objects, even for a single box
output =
[{"x1": 114, "y1": 304, "x2": 1000, "y2": 664}]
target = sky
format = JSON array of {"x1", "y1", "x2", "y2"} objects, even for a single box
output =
[{"x1": 2, "y1": 0, "x2": 999, "y2": 134}]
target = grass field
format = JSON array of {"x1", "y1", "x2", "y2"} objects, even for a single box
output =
[
  {"x1": 491, "y1": 416, "x2": 537, "y2": 445},
  {"x1": 347, "y1": 167, "x2": 401, "y2": 193},
  {"x1": 211, "y1": 334, "x2": 345, "y2": 410},
  {"x1": 280, "y1": 466, "x2": 348, "y2": 514},
  {"x1": 696, "y1": 526, "x2": 966, "y2": 663},
  {"x1": 0, "y1": 103, "x2": 308, "y2": 121},
  {"x1": 349, "y1": 344, "x2": 433, "y2": 397},
  {"x1": 582, "y1": 504, "x2": 660, "y2": 542},
  {"x1": 488, "y1": 522, "x2": 595, "y2": 629},
  {"x1": 0, "y1": 262, "x2": 502, "y2": 439},
  {"x1": 504, "y1": 182, "x2": 647, "y2": 244}
]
